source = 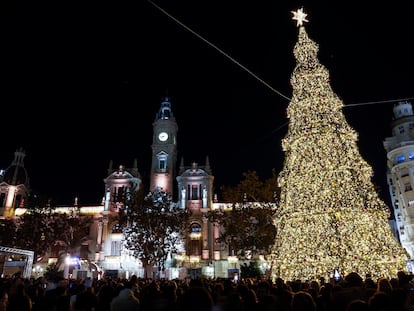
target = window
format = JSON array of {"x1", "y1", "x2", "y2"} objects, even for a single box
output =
[
  {"x1": 112, "y1": 224, "x2": 122, "y2": 234},
  {"x1": 191, "y1": 225, "x2": 202, "y2": 233},
  {"x1": 157, "y1": 152, "x2": 168, "y2": 172},
  {"x1": 0, "y1": 193, "x2": 5, "y2": 207},
  {"x1": 190, "y1": 223, "x2": 202, "y2": 239},
  {"x1": 191, "y1": 185, "x2": 199, "y2": 200},
  {"x1": 409, "y1": 152, "x2": 414, "y2": 160},
  {"x1": 399, "y1": 126, "x2": 405, "y2": 134},
  {"x1": 397, "y1": 154, "x2": 405, "y2": 163},
  {"x1": 111, "y1": 241, "x2": 121, "y2": 256},
  {"x1": 80, "y1": 244, "x2": 89, "y2": 259},
  {"x1": 405, "y1": 183, "x2": 412, "y2": 192},
  {"x1": 159, "y1": 159, "x2": 166, "y2": 170},
  {"x1": 189, "y1": 223, "x2": 202, "y2": 255}
]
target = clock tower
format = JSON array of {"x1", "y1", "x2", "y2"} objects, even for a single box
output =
[{"x1": 150, "y1": 96, "x2": 178, "y2": 196}]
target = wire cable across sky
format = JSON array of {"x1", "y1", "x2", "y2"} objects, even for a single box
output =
[{"x1": 147, "y1": 0, "x2": 414, "y2": 108}]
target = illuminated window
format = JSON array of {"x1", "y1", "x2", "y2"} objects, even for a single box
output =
[
  {"x1": 191, "y1": 224, "x2": 202, "y2": 233},
  {"x1": 111, "y1": 241, "x2": 121, "y2": 256},
  {"x1": 112, "y1": 224, "x2": 123, "y2": 234},
  {"x1": 397, "y1": 155, "x2": 405, "y2": 163},
  {"x1": 190, "y1": 223, "x2": 202, "y2": 239},
  {"x1": 157, "y1": 152, "x2": 168, "y2": 172},
  {"x1": 189, "y1": 223, "x2": 202, "y2": 255},
  {"x1": 159, "y1": 159, "x2": 166, "y2": 170}
]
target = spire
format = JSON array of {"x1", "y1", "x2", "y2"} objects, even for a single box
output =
[
  {"x1": 131, "y1": 158, "x2": 140, "y2": 177},
  {"x1": 8, "y1": 148, "x2": 27, "y2": 186},
  {"x1": 12, "y1": 147, "x2": 26, "y2": 167},
  {"x1": 107, "y1": 160, "x2": 113, "y2": 175},
  {"x1": 179, "y1": 157, "x2": 185, "y2": 175},
  {"x1": 156, "y1": 96, "x2": 173, "y2": 120},
  {"x1": 133, "y1": 158, "x2": 138, "y2": 170},
  {"x1": 205, "y1": 156, "x2": 212, "y2": 174}
]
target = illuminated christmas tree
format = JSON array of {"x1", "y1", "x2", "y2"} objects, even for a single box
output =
[{"x1": 270, "y1": 8, "x2": 409, "y2": 281}]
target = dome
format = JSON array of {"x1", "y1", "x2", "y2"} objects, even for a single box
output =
[
  {"x1": 106, "y1": 165, "x2": 134, "y2": 180},
  {"x1": 393, "y1": 101, "x2": 413, "y2": 119},
  {"x1": 2, "y1": 165, "x2": 28, "y2": 185},
  {"x1": 181, "y1": 162, "x2": 209, "y2": 177},
  {"x1": 2, "y1": 148, "x2": 28, "y2": 186}
]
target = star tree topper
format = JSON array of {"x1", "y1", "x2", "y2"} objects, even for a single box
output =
[{"x1": 292, "y1": 7, "x2": 309, "y2": 27}]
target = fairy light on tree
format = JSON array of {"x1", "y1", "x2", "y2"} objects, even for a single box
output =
[{"x1": 270, "y1": 8, "x2": 409, "y2": 281}]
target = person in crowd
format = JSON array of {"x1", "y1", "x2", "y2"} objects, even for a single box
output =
[
  {"x1": 72, "y1": 282, "x2": 97, "y2": 311},
  {"x1": 377, "y1": 278, "x2": 393, "y2": 295},
  {"x1": 110, "y1": 279, "x2": 140, "y2": 311},
  {"x1": 177, "y1": 286, "x2": 214, "y2": 311},
  {"x1": 95, "y1": 281, "x2": 115, "y2": 311},
  {"x1": 0, "y1": 285, "x2": 8, "y2": 311},
  {"x1": 368, "y1": 291, "x2": 391, "y2": 311},
  {"x1": 7, "y1": 282, "x2": 33, "y2": 311},
  {"x1": 345, "y1": 299, "x2": 369, "y2": 311},
  {"x1": 291, "y1": 290, "x2": 316, "y2": 311}
]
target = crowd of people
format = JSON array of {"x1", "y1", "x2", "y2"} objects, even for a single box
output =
[{"x1": 1, "y1": 270, "x2": 414, "y2": 311}]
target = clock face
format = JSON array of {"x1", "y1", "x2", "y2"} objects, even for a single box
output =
[{"x1": 158, "y1": 132, "x2": 169, "y2": 142}]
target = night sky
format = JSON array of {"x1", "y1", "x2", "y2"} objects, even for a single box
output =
[{"x1": 1, "y1": 1, "x2": 413, "y2": 205}]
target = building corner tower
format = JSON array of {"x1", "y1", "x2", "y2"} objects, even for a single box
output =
[{"x1": 384, "y1": 100, "x2": 414, "y2": 270}]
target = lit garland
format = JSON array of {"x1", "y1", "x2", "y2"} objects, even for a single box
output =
[{"x1": 270, "y1": 10, "x2": 409, "y2": 281}]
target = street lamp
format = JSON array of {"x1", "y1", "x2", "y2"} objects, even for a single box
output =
[{"x1": 32, "y1": 265, "x2": 43, "y2": 277}]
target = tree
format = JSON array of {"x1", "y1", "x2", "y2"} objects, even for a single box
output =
[
  {"x1": 221, "y1": 170, "x2": 280, "y2": 203},
  {"x1": 0, "y1": 217, "x2": 18, "y2": 247},
  {"x1": 50, "y1": 211, "x2": 94, "y2": 260},
  {"x1": 211, "y1": 170, "x2": 278, "y2": 260},
  {"x1": 14, "y1": 206, "x2": 56, "y2": 261},
  {"x1": 12, "y1": 205, "x2": 93, "y2": 264},
  {"x1": 240, "y1": 261, "x2": 264, "y2": 279},
  {"x1": 43, "y1": 262, "x2": 64, "y2": 281},
  {"x1": 208, "y1": 202, "x2": 277, "y2": 260},
  {"x1": 270, "y1": 10, "x2": 408, "y2": 281},
  {"x1": 122, "y1": 190, "x2": 189, "y2": 278}
]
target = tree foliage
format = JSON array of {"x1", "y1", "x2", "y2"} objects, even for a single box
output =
[
  {"x1": 1, "y1": 206, "x2": 93, "y2": 262},
  {"x1": 208, "y1": 203, "x2": 277, "y2": 260},
  {"x1": 208, "y1": 170, "x2": 279, "y2": 260},
  {"x1": 50, "y1": 212, "x2": 93, "y2": 258},
  {"x1": 122, "y1": 190, "x2": 189, "y2": 275},
  {"x1": 240, "y1": 261, "x2": 264, "y2": 279},
  {"x1": 0, "y1": 217, "x2": 18, "y2": 247},
  {"x1": 221, "y1": 169, "x2": 280, "y2": 203}
]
